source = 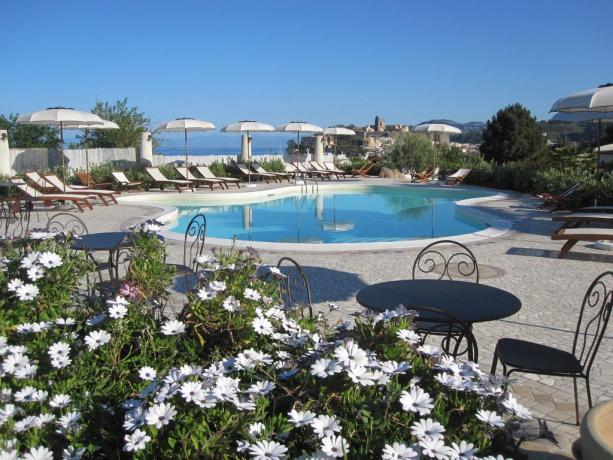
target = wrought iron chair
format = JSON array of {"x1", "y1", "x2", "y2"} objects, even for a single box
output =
[
  {"x1": 491, "y1": 271, "x2": 613, "y2": 425},
  {"x1": 269, "y1": 257, "x2": 313, "y2": 318},
  {"x1": 412, "y1": 239, "x2": 479, "y2": 282},
  {"x1": 1, "y1": 197, "x2": 31, "y2": 243},
  {"x1": 412, "y1": 306, "x2": 477, "y2": 360},
  {"x1": 170, "y1": 213, "x2": 207, "y2": 294},
  {"x1": 45, "y1": 212, "x2": 89, "y2": 236},
  {"x1": 412, "y1": 240, "x2": 480, "y2": 359}
]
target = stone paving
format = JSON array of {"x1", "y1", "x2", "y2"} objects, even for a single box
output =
[{"x1": 36, "y1": 179, "x2": 613, "y2": 459}]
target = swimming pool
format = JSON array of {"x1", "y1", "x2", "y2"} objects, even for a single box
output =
[{"x1": 166, "y1": 186, "x2": 497, "y2": 244}]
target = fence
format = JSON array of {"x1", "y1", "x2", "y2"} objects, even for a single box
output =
[{"x1": 151, "y1": 153, "x2": 282, "y2": 167}]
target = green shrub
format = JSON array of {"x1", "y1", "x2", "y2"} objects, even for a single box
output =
[
  {"x1": 208, "y1": 160, "x2": 229, "y2": 178},
  {"x1": 259, "y1": 158, "x2": 285, "y2": 173},
  {"x1": 386, "y1": 133, "x2": 435, "y2": 173}
]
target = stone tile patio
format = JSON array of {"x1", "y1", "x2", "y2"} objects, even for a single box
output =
[{"x1": 36, "y1": 178, "x2": 613, "y2": 459}]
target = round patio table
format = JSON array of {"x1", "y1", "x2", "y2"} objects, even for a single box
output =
[
  {"x1": 71, "y1": 231, "x2": 132, "y2": 281},
  {"x1": 356, "y1": 279, "x2": 521, "y2": 361}
]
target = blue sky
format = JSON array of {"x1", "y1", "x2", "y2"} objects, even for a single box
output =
[{"x1": 2, "y1": 0, "x2": 612, "y2": 130}]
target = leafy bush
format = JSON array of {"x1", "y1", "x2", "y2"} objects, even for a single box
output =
[
  {"x1": 0, "y1": 229, "x2": 527, "y2": 459},
  {"x1": 208, "y1": 160, "x2": 230, "y2": 178},
  {"x1": 386, "y1": 133, "x2": 435, "y2": 173},
  {"x1": 259, "y1": 158, "x2": 285, "y2": 173}
]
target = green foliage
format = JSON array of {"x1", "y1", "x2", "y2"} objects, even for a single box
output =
[
  {"x1": 480, "y1": 103, "x2": 547, "y2": 164},
  {"x1": 259, "y1": 158, "x2": 285, "y2": 173},
  {"x1": 80, "y1": 98, "x2": 150, "y2": 148},
  {"x1": 208, "y1": 160, "x2": 229, "y2": 177},
  {"x1": 386, "y1": 132, "x2": 435, "y2": 172},
  {"x1": 0, "y1": 113, "x2": 60, "y2": 149}
]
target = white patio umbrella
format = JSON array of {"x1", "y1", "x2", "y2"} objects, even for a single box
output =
[
  {"x1": 221, "y1": 121, "x2": 275, "y2": 185},
  {"x1": 64, "y1": 119, "x2": 119, "y2": 186},
  {"x1": 276, "y1": 122, "x2": 323, "y2": 158},
  {"x1": 413, "y1": 123, "x2": 462, "y2": 169},
  {"x1": 323, "y1": 127, "x2": 356, "y2": 159},
  {"x1": 154, "y1": 118, "x2": 215, "y2": 177},
  {"x1": 16, "y1": 107, "x2": 104, "y2": 192},
  {"x1": 550, "y1": 84, "x2": 613, "y2": 204}
]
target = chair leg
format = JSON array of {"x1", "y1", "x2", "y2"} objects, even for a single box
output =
[
  {"x1": 490, "y1": 347, "x2": 499, "y2": 375},
  {"x1": 573, "y1": 376, "x2": 580, "y2": 426},
  {"x1": 585, "y1": 377, "x2": 593, "y2": 409}
]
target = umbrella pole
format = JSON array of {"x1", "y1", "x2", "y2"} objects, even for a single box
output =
[
  {"x1": 248, "y1": 131, "x2": 251, "y2": 184},
  {"x1": 596, "y1": 118, "x2": 602, "y2": 206},
  {"x1": 84, "y1": 128, "x2": 90, "y2": 187},
  {"x1": 184, "y1": 128, "x2": 189, "y2": 179},
  {"x1": 60, "y1": 121, "x2": 66, "y2": 193}
]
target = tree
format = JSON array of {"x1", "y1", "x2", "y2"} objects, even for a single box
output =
[
  {"x1": 480, "y1": 103, "x2": 547, "y2": 163},
  {"x1": 0, "y1": 113, "x2": 60, "y2": 148},
  {"x1": 386, "y1": 132, "x2": 434, "y2": 172},
  {"x1": 80, "y1": 98, "x2": 150, "y2": 148}
]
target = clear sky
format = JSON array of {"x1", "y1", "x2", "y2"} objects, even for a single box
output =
[{"x1": 2, "y1": 0, "x2": 612, "y2": 129}]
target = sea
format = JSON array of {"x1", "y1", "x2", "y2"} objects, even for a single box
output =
[{"x1": 155, "y1": 132, "x2": 293, "y2": 156}]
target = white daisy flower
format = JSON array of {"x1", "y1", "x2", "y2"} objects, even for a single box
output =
[
  {"x1": 222, "y1": 296, "x2": 241, "y2": 312},
  {"x1": 397, "y1": 329, "x2": 422, "y2": 344},
  {"x1": 400, "y1": 386, "x2": 434, "y2": 415},
  {"x1": 145, "y1": 402, "x2": 177, "y2": 428},
  {"x1": 0, "y1": 404, "x2": 16, "y2": 423},
  {"x1": 14, "y1": 386, "x2": 37, "y2": 402},
  {"x1": 476, "y1": 409, "x2": 505, "y2": 428},
  {"x1": 244, "y1": 288, "x2": 261, "y2": 301},
  {"x1": 48, "y1": 342, "x2": 70, "y2": 359},
  {"x1": 14, "y1": 415, "x2": 42, "y2": 432},
  {"x1": 417, "y1": 344, "x2": 443, "y2": 357},
  {"x1": 248, "y1": 440, "x2": 287, "y2": 460},
  {"x1": 108, "y1": 303, "x2": 128, "y2": 319},
  {"x1": 51, "y1": 355, "x2": 72, "y2": 369},
  {"x1": 38, "y1": 252, "x2": 63, "y2": 268},
  {"x1": 248, "y1": 421, "x2": 265, "y2": 437},
  {"x1": 418, "y1": 437, "x2": 454, "y2": 460},
  {"x1": 333, "y1": 340, "x2": 368, "y2": 368},
  {"x1": 55, "y1": 317, "x2": 76, "y2": 326},
  {"x1": 84, "y1": 330, "x2": 111, "y2": 350},
  {"x1": 246, "y1": 380, "x2": 276, "y2": 396},
  {"x1": 139, "y1": 366, "x2": 157, "y2": 381},
  {"x1": 380, "y1": 360, "x2": 411, "y2": 375},
  {"x1": 57, "y1": 411, "x2": 81, "y2": 434},
  {"x1": 49, "y1": 394, "x2": 71, "y2": 409},
  {"x1": 193, "y1": 255, "x2": 210, "y2": 265},
  {"x1": 27, "y1": 265, "x2": 45, "y2": 281},
  {"x1": 2, "y1": 353, "x2": 30, "y2": 375},
  {"x1": 124, "y1": 428, "x2": 151, "y2": 452},
  {"x1": 321, "y1": 435, "x2": 349, "y2": 458},
  {"x1": 15, "y1": 284, "x2": 39, "y2": 301},
  {"x1": 287, "y1": 409, "x2": 316, "y2": 427},
  {"x1": 410, "y1": 418, "x2": 446, "y2": 441},
  {"x1": 161, "y1": 320, "x2": 186, "y2": 336},
  {"x1": 347, "y1": 366, "x2": 381, "y2": 386},
  {"x1": 7, "y1": 279, "x2": 23, "y2": 292},
  {"x1": 197, "y1": 287, "x2": 217, "y2": 301},
  {"x1": 449, "y1": 440, "x2": 476, "y2": 460},
  {"x1": 252, "y1": 317, "x2": 274, "y2": 336},
  {"x1": 20, "y1": 252, "x2": 40, "y2": 269},
  {"x1": 382, "y1": 442, "x2": 419, "y2": 459},
  {"x1": 501, "y1": 395, "x2": 532, "y2": 420},
  {"x1": 62, "y1": 446, "x2": 86, "y2": 460},
  {"x1": 22, "y1": 446, "x2": 54, "y2": 460},
  {"x1": 179, "y1": 381, "x2": 205, "y2": 403},
  {"x1": 311, "y1": 414, "x2": 341, "y2": 438},
  {"x1": 208, "y1": 280, "x2": 226, "y2": 292}
]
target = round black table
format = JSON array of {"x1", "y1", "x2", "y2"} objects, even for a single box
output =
[
  {"x1": 356, "y1": 280, "x2": 521, "y2": 361},
  {"x1": 71, "y1": 232, "x2": 131, "y2": 281}
]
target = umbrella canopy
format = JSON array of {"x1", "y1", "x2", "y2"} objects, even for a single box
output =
[
  {"x1": 550, "y1": 111, "x2": 613, "y2": 123},
  {"x1": 154, "y1": 117, "x2": 215, "y2": 176},
  {"x1": 276, "y1": 122, "x2": 323, "y2": 158},
  {"x1": 413, "y1": 123, "x2": 462, "y2": 134},
  {"x1": 64, "y1": 120, "x2": 119, "y2": 185},
  {"x1": 16, "y1": 107, "x2": 104, "y2": 192},
  {"x1": 549, "y1": 84, "x2": 613, "y2": 113},
  {"x1": 323, "y1": 127, "x2": 356, "y2": 136},
  {"x1": 595, "y1": 144, "x2": 613, "y2": 153}
]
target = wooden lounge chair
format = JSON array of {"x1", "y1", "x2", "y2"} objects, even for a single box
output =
[
  {"x1": 235, "y1": 163, "x2": 277, "y2": 183},
  {"x1": 193, "y1": 165, "x2": 241, "y2": 189},
  {"x1": 537, "y1": 183, "x2": 581, "y2": 210},
  {"x1": 76, "y1": 172, "x2": 111, "y2": 189},
  {"x1": 294, "y1": 162, "x2": 332, "y2": 180},
  {"x1": 10, "y1": 178, "x2": 93, "y2": 212},
  {"x1": 309, "y1": 161, "x2": 341, "y2": 180},
  {"x1": 352, "y1": 162, "x2": 376, "y2": 178},
  {"x1": 551, "y1": 227, "x2": 613, "y2": 258},
  {"x1": 112, "y1": 172, "x2": 142, "y2": 190},
  {"x1": 413, "y1": 166, "x2": 435, "y2": 183},
  {"x1": 251, "y1": 162, "x2": 291, "y2": 182},
  {"x1": 323, "y1": 162, "x2": 347, "y2": 178},
  {"x1": 445, "y1": 168, "x2": 471, "y2": 185},
  {"x1": 145, "y1": 167, "x2": 194, "y2": 192},
  {"x1": 175, "y1": 167, "x2": 226, "y2": 190},
  {"x1": 553, "y1": 212, "x2": 613, "y2": 229},
  {"x1": 43, "y1": 174, "x2": 118, "y2": 206},
  {"x1": 24, "y1": 171, "x2": 70, "y2": 193}
]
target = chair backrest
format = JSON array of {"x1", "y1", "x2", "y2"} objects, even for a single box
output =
[
  {"x1": 46, "y1": 212, "x2": 89, "y2": 236},
  {"x1": 112, "y1": 172, "x2": 130, "y2": 184},
  {"x1": 294, "y1": 162, "x2": 309, "y2": 172},
  {"x1": 412, "y1": 240, "x2": 479, "y2": 283},
  {"x1": 1, "y1": 197, "x2": 30, "y2": 240},
  {"x1": 324, "y1": 162, "x2": 336, "y2": 170},
  {"x1": 284, "y1": 162, "x2": 298, "y2": 172},
  {"x1": 11, "y1": 179, "x2": 39, "y2": 198},
  {"x1": 561, "y1": 182, "x2": 581, "y2": 198},
  {"x1": 251, "y1": 163, "x2": 268, "y2": 174},
  {"x1": 573, "y1": 271, "x2": 613, "y2": 375},
  {"x1": 235, "y1": 163, "x2": 250, "y2": 174},
  {"x1": 183, "y1": 213, "x2": 207, "y2": 271},
  {"x1": 175, "y1": 168, "x2": 191, "y2": 180},
  {"x1": 196, "y1": 166, "x2": 215, "y2": 179},
  {"x1": 316, "y1": 162, "x2": 329, "y2": 171},
  {"x1": 43, "y1": 174, "x2": 68, "y2": 191},
  {"x1": 76, "y1": 172, "x2": 92, "y2": 186},
  {"x1": 25, "y1": 171, "x2": 46, "y2": 186},
  {"x1": 273, "y1": 257, "x2": 313, "y2": 318},
  {"x1": 145, "y1": 168, "x2": 167, "y2": 181}
]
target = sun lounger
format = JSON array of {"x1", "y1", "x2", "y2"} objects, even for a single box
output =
[
  {"x1": 445, "y1": 168, "x2": 471, "y2": 185},
  {"x1": 251, "y1": 162, "x2": 291, "y2": 182},
  {"x1": 537, "y1": 183, "x2": 581, "y2": 210},
  {"x1": 76, "y1": 172, "x2": 111, "y2": 189},
  {"x1": 573, "y1": 206, "x2": 613, "y2": 214},
  {"x1": 413, "y1": 166, "x2": 435, "y2": 183},
  {"x1": 309, "y1": 161, "x2": 341, "y2": 179},
  {"x1": 111, "y1": 172, "x2": 142, "y2": 190},
  {"x1": 175, "y1": 167, "x2": 226, "y2": 190},
  {"x1": 24, "y1": 171, "x2": 66, "y2": 194},
  {"x1": 352, "y1": 162, "x2": 377, "y2": 178},
  {"x1": 145, "y1": 167, "x2": 194, "y2": 192},
  {"x1": 551, "y1": 227, "x2": 613, "y2": 258},
  {"x1": 323, "y1": 162, "x2": 347, "y2": 178},
  {"x1": 552, "y1": 212, "x2": 613, "y2": 229},
  {"x1": 294, "y1": 162, "x2": 332, "y2": 180},
  {"x1": 43, "y1": 174, "x2": 118, "y2": 206},
  {"x1": 10, "y1": 178, "x2": 93, "y2": 212},
  {"x1": 235, "y1": 163, "x2": 277, "y2": 183},
  {"x1": 194, "y1": 166, "x2": 241, "y2": 188}
]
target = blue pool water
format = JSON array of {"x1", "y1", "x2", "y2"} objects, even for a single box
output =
[{"x1": 169, "y1": 187, "x2": 495, "y2": 244}]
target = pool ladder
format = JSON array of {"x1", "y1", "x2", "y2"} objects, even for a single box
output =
[{"x1": 299, "y1": 174, "x2": 319, "y2": 195}]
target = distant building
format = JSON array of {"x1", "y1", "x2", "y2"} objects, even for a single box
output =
[{"x1": 374, "y1": 115, "x2": 385, "y2": 132}]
